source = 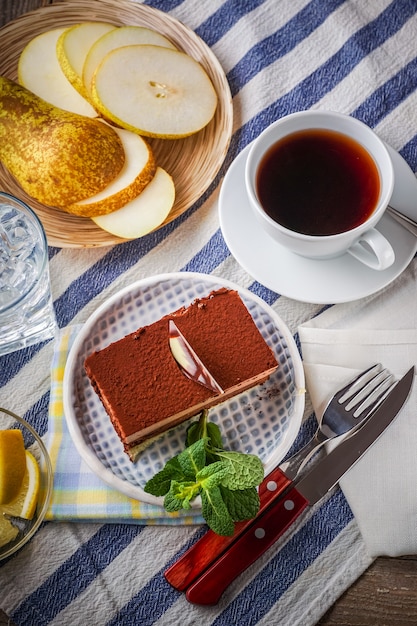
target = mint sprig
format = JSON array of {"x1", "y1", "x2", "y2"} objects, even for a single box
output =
[{"x1": 144, "y1": 410, "x2": 264, "y2": 535}]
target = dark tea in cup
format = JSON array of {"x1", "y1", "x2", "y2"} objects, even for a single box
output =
[
  {"x1": 255, "y1": 129, "x2": 381, "y2": 236},
  {"x1": 245, "y1": 111, "x2": 395, "y2": 269}
]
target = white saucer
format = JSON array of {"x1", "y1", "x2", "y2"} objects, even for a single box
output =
[{"x1": 219, "y1": 143, "x2": 417, "y2": 304}]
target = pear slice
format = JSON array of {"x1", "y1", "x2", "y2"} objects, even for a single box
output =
[
  {"x1": 83, "y1": 26, "x2": 176, "y2": 98},
  {"x1": 18, "y1": 27, "x2": 97, "y2": 117},
  {"x1": 56, "y1": 22, "x2": 116, "y2": 101},
  {"x1": 0, "y1": 77, "x2": 125, "y2": 207},
  {"x1": 92, "y1": 167, "x2": 175, "y2": 239},
  {"x1": 91, "y1": 45, "x2": 218, "y2": 138},
  {"x1": 65, "y1": 126, "x2": 156, "y2": 217}
]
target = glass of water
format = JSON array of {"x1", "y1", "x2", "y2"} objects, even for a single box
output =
[{"x1": 0, "y1": 193, "x2": 57, "y2": 356}]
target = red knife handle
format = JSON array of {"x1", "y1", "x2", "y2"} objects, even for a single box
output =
[
  {"x1": 164, "y1": 467, "x2": 292, "y2": 591},
  {"x1": 185, "y1": 486, "x2": 309, "y2": 605}
]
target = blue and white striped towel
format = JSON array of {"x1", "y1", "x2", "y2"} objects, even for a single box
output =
[{"x1": 1, "y1": 1, "x2": 417, "y2": 624}]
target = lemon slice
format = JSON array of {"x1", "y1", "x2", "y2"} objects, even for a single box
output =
[
  {"x1": 1, "y1": 451, "x2": 40, "y2": 520},
  {"x1": 0, "y1": 429, "x2": 26, "y2": 504}
]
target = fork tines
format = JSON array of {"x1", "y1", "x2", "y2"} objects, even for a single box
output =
[{"x1": 336, "y1": 363, "x2": 396, "y2": 419}]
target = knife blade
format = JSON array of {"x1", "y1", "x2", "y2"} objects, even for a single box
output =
[
  {"x1": 168, "y1": 319, "x2": 224, "y2": 394},
  {"x1": 184, "y1": 365, "x2": 414, "y2": 605}
]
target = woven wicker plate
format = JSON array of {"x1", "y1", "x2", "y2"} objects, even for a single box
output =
[{"x1": 0, "y1": 0, "x2": 233, "y2": 248}]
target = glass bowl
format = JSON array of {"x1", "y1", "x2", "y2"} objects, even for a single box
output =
[{"x1": 0, "y1": 407, "x2": 53, "y2": 561}]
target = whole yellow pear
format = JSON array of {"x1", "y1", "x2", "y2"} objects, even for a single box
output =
[{"x1": 0, "y1": 76, "x2": 125, "y2": 207}]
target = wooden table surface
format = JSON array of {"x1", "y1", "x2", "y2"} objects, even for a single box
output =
[{"x1": 1, "y1": 1, "x2": 417, "y2": 624}]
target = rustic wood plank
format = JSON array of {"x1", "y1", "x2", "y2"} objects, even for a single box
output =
[{"x1": 318, "y1": 556, "x2": 417, "y2": 625}]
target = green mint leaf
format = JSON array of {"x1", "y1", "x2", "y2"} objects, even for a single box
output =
[
  {"x1": 185, "y1": 421, "x2": 201, "y2": 447},
  {"x1": 206, "y1": 422, "x2": 224, "y2": 449},
  {"x1": 186, "y1": 411, "x2": 223, "y2": 449},
  {"x1": 177, "y1": 438, "x2": 206, "y2": 479},
  {"x1": 145, "y1": 413, "x2": 264, "y2": 534},
  {"x1": 214, "y1": 451, "x2": 264, "y2": 490},
  {"x1": 196, "y1": 461, "x2": 229, "y2": 490},
  {"x1": 165, "y1": 455, "x2": 183, "y2": 474},
  {"x1": 185, "y1": 410, "x2": 209, "y2": 446},
  {"x1": 144, "y1": 456, "x2": 184, "y2": 497},
  {"x1": 201, "y1": 486, "x2": 235, "y2": 536},
  {"x1": 220, "y1": 485, "x2": 260, "y2": 521},
  {"x1": 164, "y1": 480, "x2": 200, "y2": 512}
]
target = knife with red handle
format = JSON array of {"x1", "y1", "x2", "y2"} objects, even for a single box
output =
[
  {"x1": 184, "y1": 366, "x2": 414, "y2": 605},
  {"x1": 185, "y1": 485, "x2": 308, "y2": 605},
  {"x1": 164, "y1": 464, "x2": 292, "y2": 590}
]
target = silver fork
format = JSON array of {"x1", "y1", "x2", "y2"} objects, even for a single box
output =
[{"x1": 280, "y1": 363, "x2": 396, "y2": 480}]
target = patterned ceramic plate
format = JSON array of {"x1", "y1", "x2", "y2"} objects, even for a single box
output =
[{"x1": 63, "y1": 272, "x2": 305, "y2": 505}]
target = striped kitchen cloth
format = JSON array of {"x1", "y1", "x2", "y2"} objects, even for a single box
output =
[{"x1": 45, "y1": 325, "x2": 204, "y2": 525}]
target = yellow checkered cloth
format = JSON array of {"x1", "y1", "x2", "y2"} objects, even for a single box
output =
[{"x1": 45, "y1": 325, "x2": 204, "y2": 524}]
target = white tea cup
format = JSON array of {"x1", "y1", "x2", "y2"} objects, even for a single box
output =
[{"x1": 245, "y1": 111, "x2": 395, "y2": 270}]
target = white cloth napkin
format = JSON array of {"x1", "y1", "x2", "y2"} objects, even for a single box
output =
[{"x1": 298, "y1": 260, "x2": 417, "y2": 558}]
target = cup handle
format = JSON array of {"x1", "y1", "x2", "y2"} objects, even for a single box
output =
[{"x1": 347, "y1": 227, "x2": 395, "y2": 270}]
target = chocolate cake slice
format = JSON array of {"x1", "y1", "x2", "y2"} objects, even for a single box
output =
[{"x1": 84, "y1": 288, "x2": 278, "y2": 461}]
